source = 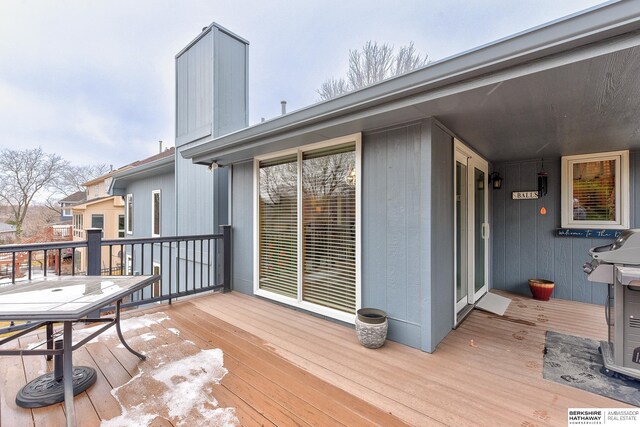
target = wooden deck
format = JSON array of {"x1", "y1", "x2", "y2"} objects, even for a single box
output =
[{"x1": 0, "y1": 290, "x2": 632, "y2": 426}]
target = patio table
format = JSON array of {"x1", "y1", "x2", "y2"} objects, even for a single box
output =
[{"x1": 0, "y1": 275, "x2": 159, "y2": 427}]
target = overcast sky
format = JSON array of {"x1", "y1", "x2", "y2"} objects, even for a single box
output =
[{"x1": 0, "y1": 0, "x2": 607, "y2": 168}]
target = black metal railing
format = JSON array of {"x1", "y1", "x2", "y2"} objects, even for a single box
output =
[{"x1": 0, "y1": 226, "x2": 231, "y2": 335}]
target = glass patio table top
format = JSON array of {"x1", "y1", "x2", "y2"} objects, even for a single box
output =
[{"x1": 0, "y1": 275, "x2": 158, "y2": 321}]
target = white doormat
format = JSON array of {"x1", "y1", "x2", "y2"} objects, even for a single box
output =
[{"x1": 475, "y1": 292, "x2": 511, "y2": 316}]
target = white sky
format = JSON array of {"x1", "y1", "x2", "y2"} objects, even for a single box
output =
[{"x1": 0, "y1": 0, "x2": 607, "y2": 168}]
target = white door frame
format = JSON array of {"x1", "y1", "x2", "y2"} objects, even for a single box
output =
[{"x1": 454, "y1": 139, "x2": 489, "y2": 321}]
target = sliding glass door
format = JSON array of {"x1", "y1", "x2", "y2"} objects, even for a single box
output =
[{"x1": 454, "y1": 140, "x2": 489, "y2": 323}]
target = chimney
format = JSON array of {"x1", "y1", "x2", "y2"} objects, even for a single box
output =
[
  {"x1": 281, "y1": 100, "x2": 287, "y2": 115},
  {"x1": 159, "y1": 140, "x2": 163, "y2": 153}
]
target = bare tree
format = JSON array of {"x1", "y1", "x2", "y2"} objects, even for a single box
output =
[
  {"x1": 45, "y1": 163, "x2": 111, "y2": 213},
  {"x1": 317, "y1": 41, "x2": 429, "y2": 101},
  {"x1": 0, "y1": 147, "x2": 67, "y2": 239}
]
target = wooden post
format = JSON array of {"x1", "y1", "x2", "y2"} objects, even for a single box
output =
[{"x1": 221, "y1": 225, "x2": 232, "y2": 293}]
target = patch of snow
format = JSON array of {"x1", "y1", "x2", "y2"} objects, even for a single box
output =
[
  {"x1": 139, "y1": 333, "x2": 156, "y2": 342},
  {"x1": 72, "y1": 312, "x2": 169, "y2": 344},
  {"x1": 96, "y1": 313, "x2": 237, "y2": 427},
  {"x1": 152, "y1": 349, "x2": 228, "y2": 421}
]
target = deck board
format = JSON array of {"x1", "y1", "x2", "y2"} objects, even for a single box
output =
[{"x1": 0, "y1": 290, "x2": 632, "y2": 426}]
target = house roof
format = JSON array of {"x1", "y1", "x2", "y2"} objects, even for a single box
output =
[
  {"x1": 180, "y1": 0, "x2": 640, "y2": 164},
  {"x1": 109, "y1": 147, "x2": 175, "y2": 195},
  {"x1": 59, "y1": 190, "x2": 86, "y2": 204},
  {"x1": 71, "y1": 195, "x2": 121, "y2": 211}
]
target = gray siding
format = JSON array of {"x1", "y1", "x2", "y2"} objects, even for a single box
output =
[
  {"x1": 492, "y1": 152, "x2": 639, "y2": 304},
  {"x1": 229, "y1": 120, "x2": 454, "y2": 352},
  {"x1": 231, "y1": 161, "x2": 254, "y2": 294},
  {"x1": 362, "y1": 124, "x2": 425, "y2": 349},
  {"x1": 176, "y1": 26, "x2": 248, "y2": 146},
  {"x1": 176, "y1": 31, "x2": 213, "y2": 146},
  {"x1": 428, "y1": 122, "x2": 454, "y2": 351},
  {"x1": 126, "y1": 171, "x2": 176, "y2": 239},
  {"x1": 175, "y1": 149, "x2": 215, "y2": 235},
  {"x1": 214, "y1": 32, "x2": 248, "y2": 138}
]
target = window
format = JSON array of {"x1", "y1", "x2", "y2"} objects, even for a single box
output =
[
  {"x1": 255, "y1": 134, "x2": 361, "y2": 323},
  {"x1": 62, "y1": 208, "x2": 72, "y2": 217},
  {"x1": 126, "y1": 194, "x2": 133, "y2": 234},
  {"x1": 152, "y1": 190, "x2": 161, "y2": 237},
  {"x1": 73, "y1": 213, "x2": 83, "y2": 230},
  {"x1": 561, "y1": 150, "x2": 629, "y2": 229},
  {"x1": 126, "y1": 255, "x2": 133, "y2": 275},
  {"x1": 118, "y1": 214, "x2": 125, "y2": 238},
  {"x1": 91, "y1": 214, "x2": 104, "y2": 229}
]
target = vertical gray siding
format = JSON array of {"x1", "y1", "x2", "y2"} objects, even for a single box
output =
[
  {"x1": 176, "y1": 27, "x2": 249, "y2": 146},
  {"x1": 231, "y1": 161, "x2": 254, "y2": 294},
  {"x1": 362, "y1": 124, "x2": 423, "y2": 349},
  {"x1": 214, "y1": 32, "x2": 248, "y2": 138},
  {"x1": 176, "y1": 31, "x2": 213, "y2": 145},
  {"x1": 175, "y1": 151, "x2": 215, "y2": 235},
  {"x1": 428, "y1": 122, "x2": 454, "y2": 351},
  {"x1": 492, "y1": 153, "x2": 638, "y2": 304},
  {"x1": 127, "y1": 171, "x2": 176, "y2": 239},
  {"x1": 228, "y1": 119, "x2": 455, "y2": 352}
]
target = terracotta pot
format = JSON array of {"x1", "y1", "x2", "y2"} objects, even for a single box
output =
[{"x1": 528, "y1": 279, "x2": 555, "y2": 301}]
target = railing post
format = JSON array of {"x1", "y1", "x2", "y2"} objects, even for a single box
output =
[
  {"x1": 86, "y1": 229, "x2": 102, "y2": 276},
  {"x1": 86, "y1": 228, "x2": 102, "y2": 319},
  {"x1": 221, "y1": 225, "x2": 232, "y2": 293}
]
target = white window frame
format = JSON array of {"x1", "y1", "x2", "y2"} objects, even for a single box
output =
[
  {"x1": 253, "y1": 133, "x2": 362, "y2": 324},
  {"x1": 126, "y1": 194, "x2": 134, "y2": 235},
  {"x1": 151, "y1": 190, "x2": 161, "y2": 237},
  {"x1": 561, "y1": 150, "x2": 629, "y2": 229}
]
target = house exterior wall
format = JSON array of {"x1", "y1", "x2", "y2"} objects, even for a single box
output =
[
  {"x1": 491, "y1": 152, "x2": 639, "y2": 304},
  {"x1": 231, "y1": 161, "x2": 253, "y2": 295},
  {"x1": 230, "y1": 119, "x2": 455, "y2": 352},
  {"x1": 175, "y1": 25, "x2": 247, "y2": 237},
  {"x1": 72, "y1": 197, "x2": 124, "y2": 273},
  {"x1": 126, "y1": 171, "x2": 175, "y2": 238}
]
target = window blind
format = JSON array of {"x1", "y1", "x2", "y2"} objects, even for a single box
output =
[
  {"x1": 259, "y1": 157, "x2": 298, "y2": 298},
  {"x1": 302, "y1": 144, "x2": 356, "y2": 314},
  {"x1": 572, "y1": 160, "x2": 616, "y2": 221}
]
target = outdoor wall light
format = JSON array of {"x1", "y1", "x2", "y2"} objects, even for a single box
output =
[{"x1": 489, "y1": 172, "x2": 503, "y2": 189}]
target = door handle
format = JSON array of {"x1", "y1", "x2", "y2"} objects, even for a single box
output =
[{"x1": 481, "y1": 223, "x2": 489, "y2": 240}]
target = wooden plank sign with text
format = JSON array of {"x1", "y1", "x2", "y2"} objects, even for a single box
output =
[{"x1": 512, "y1": 191, "x2": 539, "y2": 200}]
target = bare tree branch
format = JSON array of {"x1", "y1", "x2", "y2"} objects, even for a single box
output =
[
  {"x1": 0, "y1": 147, "x2": 68, "y2": 239},
  {"x1": 317, "y1": 41, "x2": 429, "y2": 101}
]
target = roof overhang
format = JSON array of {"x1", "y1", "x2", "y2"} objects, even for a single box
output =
[
  {"x1": 109, "y1": 155, "x2": 175, "y2": 195},
  {"x1": 180, "y1": 0, "x2": 640, "y2": 164}
]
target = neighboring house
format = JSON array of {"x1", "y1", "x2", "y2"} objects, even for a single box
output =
[
  {"x1": 0, "y1": 222, "x2": 16, "y2": 243},
  {"x1": 72, "y1": 169, "x2": 130, "y2": 273},
  {"x1": 110, "y1": 147, "x2": 176, "y2": 296},
  {"x1": 58, "y1": 190, "x2": 86, "y2": 222},
  {"x1": 127, "y1": 2, "x2": 640, "y2": 353}
]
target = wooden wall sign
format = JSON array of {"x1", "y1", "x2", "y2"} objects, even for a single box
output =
[
  {"x1": 556, "y1": 229, "x2": 623, "y2": 239},
  {"x1": 512, "y1": 191, "x2": 539, "y2": 200}
]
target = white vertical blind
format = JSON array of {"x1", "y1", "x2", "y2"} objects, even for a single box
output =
[
  {"x1": 302, "y1": 144, "x2": 356, "y2": 314},
  {"x1": 258, "y1": 156, "x2": 299, "y2": 298},
  {"x1": 572, "y1": 160, "x2": 616, "y2": 221}
]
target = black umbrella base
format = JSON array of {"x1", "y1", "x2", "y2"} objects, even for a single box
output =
[{"x1": 16, "y1": 366, "x2": 97, "y2": 408}]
